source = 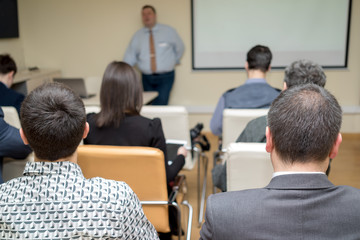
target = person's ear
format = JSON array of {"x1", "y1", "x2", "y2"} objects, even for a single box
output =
[
  {"x1": 329, "y1": 133, "x2": 342, "y2": 159},
  {"x1": 8, "y1": 71, "x2": 14, "y2": 78},
  {"x1": 83, "y1": 122, "x2": 89, "y2": 139},
  {"x1": 265, "y1": 126, "x2": 274, "y2": 153},
  {"x1": 267, "y1": 65, "x2": 271, "y2": 72},
  {"x1": 19, "y1": 128, "x2": 29, "y2": 145},
  {"x1": 245, "y1": 61, "x2": 249, "y2": 71}
]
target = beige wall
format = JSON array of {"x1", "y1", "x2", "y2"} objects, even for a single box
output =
[
  {"x1": 1, "y1": 0, "x2": 359, "y2": 131},
  {"x1": 0, "y1": 38, "x2": 26, "y2": 70}
]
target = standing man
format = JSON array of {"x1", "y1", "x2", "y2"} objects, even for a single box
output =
[
  {"x1": 124, "y1": 5, "x2": 184, "y2": 105},
  {"x1": 210, "y1": 45, "x2": 280, "y2": 136},
  {"x1": 200, "y1": 84, "x2": 360, "y2": 239}
]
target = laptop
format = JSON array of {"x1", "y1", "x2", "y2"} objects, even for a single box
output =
[{"x1": 53, "y1": 78, "x2": 96, "y2": 99}]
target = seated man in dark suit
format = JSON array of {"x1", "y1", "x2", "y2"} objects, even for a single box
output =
[
  {"x1": 200, "y1": 84, "x2": 360, "y2": 239},
  {"x1": 0, "y1": 83, "x2": 158, "y2": 239},
  {"x1": 0, "y1": 107, "x2": 32, "y2": 183},
  {"x1": 212, "y1": 59, "x2": 327, "y2": 191},
  {"x1": 0, "y1": 54, "x2": 24, "y2": 115}
]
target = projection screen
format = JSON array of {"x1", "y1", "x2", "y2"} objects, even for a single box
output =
[{"x1": 192, "y1": 0, "x2": 352, "y2": 69}]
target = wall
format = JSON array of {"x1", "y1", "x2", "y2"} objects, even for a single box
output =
[
  {"x1": 0, "y1": 38, "x2": 26, "y2": 70},
  {"x1": 1, "y1": 0, "x2": 360, "y2": 131}
]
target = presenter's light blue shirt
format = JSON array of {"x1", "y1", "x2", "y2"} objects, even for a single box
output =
[{"x1": 124, "y1": 23, "x2": 184, "y2": 75}]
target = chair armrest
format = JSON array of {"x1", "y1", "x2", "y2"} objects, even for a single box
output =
[{"x1": 169, "y1": 174, "x2": 186, "y2": 203}]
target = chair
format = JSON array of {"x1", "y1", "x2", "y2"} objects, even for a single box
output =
[
  {"x1": 77, "y1": 145, "x2": 193, "y2": 240},
  {"x1": 213, "y1": 108, "x2": 269, "y2": 193},
  {"x1": 1, "y1": 107, "x2": 34, "y2": 182},
  {"x1": 225, "y1": 142, "x2": 273, "y2": 191},
  {"x1": 222, "y1": 108, "x2": 269, "y2": 150},
  {"x1": 141, "y1": 105, "x2": 208, "y2": 225}
]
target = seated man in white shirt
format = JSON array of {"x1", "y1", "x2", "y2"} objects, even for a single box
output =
[
  {"x1": 0, "y1": 83, "x2": 159, "y2": 239},
  {"x1": 200, "y1": 84, "x2": 360, "y2": 239}
]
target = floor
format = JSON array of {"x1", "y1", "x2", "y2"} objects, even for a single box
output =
[{"x1": 179, "y1": 132, "x2": 360, "y2": 240}]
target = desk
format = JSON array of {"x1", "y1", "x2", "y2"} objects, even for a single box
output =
[
  {"x1": 12, "y1": 69, "x2": 61, "y2": 95},
  {"x1": 82, "y1": 91, "x2": 158, "y2": 106}
]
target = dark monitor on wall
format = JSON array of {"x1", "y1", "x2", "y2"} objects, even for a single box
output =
[{"x1": 0, "y1": 0, "x2": 19, "y2": 38}]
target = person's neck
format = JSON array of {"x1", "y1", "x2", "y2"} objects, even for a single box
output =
[
  {"x1": 146, "y1": 23, "x2": 156, "y2": 30},
  {"x1": 34, "y1": 152, "x2": 78, "y2": 164},
  {"x1": 271, "y1": 151, "x2": 329, "y2": 173},
  {"x1": 0, "y1": 76, "x2": 11, "y2": 88},
  {"x1": 247, "y1": 69, "x2": 266, "y2": 80}
]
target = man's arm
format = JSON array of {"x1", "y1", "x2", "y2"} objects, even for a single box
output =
[
  {"x1": 123, "y1": 33, "x2": 138, "y2": 67},
  {"x1": 0, "y1": 110, "x2": 32, "y2": 159},
  {"x1": 210, "y1": 95, "x2": 225, "y2": 137},
  {"x1": 172, "y1": 29, "x2": 184, "y2": 64}
]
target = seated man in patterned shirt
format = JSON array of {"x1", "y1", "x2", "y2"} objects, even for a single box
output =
[{"x1": 0, "y1": 83, "x2": 159, "y2": 239}]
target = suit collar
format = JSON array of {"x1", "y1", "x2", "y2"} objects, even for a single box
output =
[{"x1": 265, "y1": 174, "x2": 334, "y2": 190}]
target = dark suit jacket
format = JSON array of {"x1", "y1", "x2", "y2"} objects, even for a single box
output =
[
  {"x1": 0, "y1": 82, "x2": 24, "y2": 115},
  {"x1": 84, "y1": 113, "x2": 185, "y2": 183},
  {"x1": 0, "y1": 108, "x2": 32, "y2": 183},
  {"x1": 201, "y1": 174, "x2": 360, "y2": 240}
]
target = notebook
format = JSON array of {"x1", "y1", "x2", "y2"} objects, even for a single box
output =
[{"x1": 53, "y1": 78, "x2": 96, "y2": 99}]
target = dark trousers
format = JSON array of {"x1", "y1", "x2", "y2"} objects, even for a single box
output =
[{"x1": 142, "y1": 71, "x2": 175, "y2": 105}]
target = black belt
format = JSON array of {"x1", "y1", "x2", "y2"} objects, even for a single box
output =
[{"x1": 144, "y1": 71, "x2": 173, "y2": 76}]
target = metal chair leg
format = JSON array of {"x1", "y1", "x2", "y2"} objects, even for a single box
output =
[{"x1": 181, "y1": 200, "x2": 193, "y2": 240}]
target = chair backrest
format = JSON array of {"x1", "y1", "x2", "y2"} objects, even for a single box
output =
[
  {"x1": 222, "y1": 109, "x2": 269, "y2": 150},
  {"x1": 2, "y1": 106, "x2": 21, "y2": 128},
  {"x1": 77, "y1": 145, "x2": 170, "y2": 232},
  {"x1": 141, "y1": 106, "x2": 195, "y2": 170},
  {"x1": 226, "y1": 142, "x2": 273, "y2": 192}
]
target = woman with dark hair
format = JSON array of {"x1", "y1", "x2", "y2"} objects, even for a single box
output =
[{"x1": 84, "y1": 61, "x2": 186, "y2": 185}]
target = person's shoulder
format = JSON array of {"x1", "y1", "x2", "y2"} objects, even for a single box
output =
[
  {"x1": 86, "y1": 177, "x2": 134, "y2": 195},
  {"x1": 336, "y1": 185, "x2": 360, "y2": 195},
  {"x1": 209, "y1": 188, "x2": 265, "y2": 204},
  {"x1": 249, "y1": 115, "x2": 267, "y2": 126}
]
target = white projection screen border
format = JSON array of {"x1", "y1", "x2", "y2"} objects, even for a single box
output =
[{"x1": 191, "y1": 0, "x2": 352, "y2": 70}]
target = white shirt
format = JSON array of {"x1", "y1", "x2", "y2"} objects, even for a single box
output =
[
  {"x1": 273, "y1": 171, "x2": 326, "y2": 178},
  {"x1": 124, "y1": 23, "x2": 184, "y2": 74}
]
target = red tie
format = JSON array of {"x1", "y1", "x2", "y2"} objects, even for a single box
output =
[{"x1": 149, "y1": 30, "x2": 157, "y2": 73}]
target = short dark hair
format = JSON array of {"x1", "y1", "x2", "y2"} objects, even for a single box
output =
[
  {"x1": 142, "y1": 5, "x2": 156, "y2": 14},
  {"x1": 284, "y1": 60, "x2": 326, "y2": 88},
  {"x1": 0, "y1": 54, "x2": 17, "y2": 75},
  {"x1": 246, "y1": 45, "x2": 272, "y2": 72},
  {"x1": 267, "y1": 84, "x2": 342, "y2": 164},
  {"x1": 96, "y1": 61, "x2": 143, "y2": 127},
  {"x1": 20, "y1": 82, "x2": 86, "y2": 161}
]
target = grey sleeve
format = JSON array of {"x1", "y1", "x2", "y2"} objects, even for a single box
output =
[{"x1": 199, "y1": 195, "x2": 215, "y2": 240}]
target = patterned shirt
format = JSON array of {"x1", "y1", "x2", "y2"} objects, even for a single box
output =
[{"x1": 0, "y1": 161, "x2": 159, "y2": 239}]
